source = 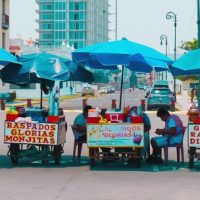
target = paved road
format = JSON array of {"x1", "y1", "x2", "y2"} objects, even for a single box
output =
[{"x1": 0, "y1": 90, "x2": 200, "y2": 200}]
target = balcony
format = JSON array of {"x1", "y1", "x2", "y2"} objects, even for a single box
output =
[{"x1": 2, "y1": 14, "x2": 9, "y2": 29}]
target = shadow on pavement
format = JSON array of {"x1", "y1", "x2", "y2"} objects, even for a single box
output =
[
  {"x1": 1, "y1": 154, "x2": 200, "y2": 172},
  {"x1": 0, "y1": 155, "x2": 90, "y2": 169}
]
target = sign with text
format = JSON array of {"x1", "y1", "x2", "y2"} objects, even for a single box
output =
[
  {"x1": 87, "y1": 123, "x2": 144, "y2": 147},
  {"x1": 188, "y1": 124, "x2": 200, "y2": 147},
  {"x1": 4, "y1": 121, "x2": 58, "y2": 145}
]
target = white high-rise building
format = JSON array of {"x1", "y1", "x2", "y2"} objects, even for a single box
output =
[
  {"x1": 36, "y1": 0, "x2": 109, "y2": 49},
  {"x1": 0, "y1": 0, "x2": 10, "y2": 93}
]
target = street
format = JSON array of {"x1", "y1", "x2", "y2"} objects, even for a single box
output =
[{"x1": 0, "y1": 89, "x2": 200, "y2": 200}]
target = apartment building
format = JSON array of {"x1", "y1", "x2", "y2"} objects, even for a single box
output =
[
  {"x1": 0, "y1": 0, "x2": 10, "y2": 92},
  {"x1": 36, "y1": 0, "x2": 109, "y2": 49},
  {"x1": 35, "y1": 0, "x2": 110, "y2": 86}
]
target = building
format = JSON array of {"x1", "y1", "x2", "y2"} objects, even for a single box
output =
[
  {"x1": 35, "y1": 0, "x2": 110, "y2": 86},
  {"x1": 0, "y1": 0, "x2": 10, "y2": 93},
  {"x1": 36, "y1": 0, "x2": 109, "y2": 49}
]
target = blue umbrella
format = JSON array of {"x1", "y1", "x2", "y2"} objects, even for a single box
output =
[
  {"x1": 0, "y1": 48, "x2": 22, "y2": 82},
  {"x1": 170, "y1": 48, "x2": 200, "y2": 76},
  {"x1": 72, "y1": 38, "x2": 172, "y2": 109},
  {"x1": 169, "y1": 48, "x2": 200, "y2": 110},
  {"x1": 72, "y1": 38, "x2": 172, "y2": 72},
  {"x1": 6, "y1": 52, "x2": 94, "y2": 108},
  {"x1": 16, "y1": 52, "x2": 71, "y2": 84},
  {"x1": 53, "y1": 62, "x2": 94, "y2": 83}
]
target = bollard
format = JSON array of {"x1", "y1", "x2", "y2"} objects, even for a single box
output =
[
  {"x1": 170, "y1": 99, "x2": 175, "y2": 112},
  {"x1": 82, "y1": 99, "x2": 87, "y2": 109},
  {"x1": 141, "y1": 99, "x2": 146, "y2": 111},
  {"x1": 111, "y1": 99, "x2": 116, "y2": 109},
  {"x1": 27, "y1": 99, "x2": 32, "y2": 108},
  {"x1": 0, "y1": 98, "x2": 5, "y2": 110}
]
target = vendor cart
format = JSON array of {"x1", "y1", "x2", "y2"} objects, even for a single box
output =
[
  {"x1": 87, "y1": 123, "x2": 144, "y2": 167},
  {"x1": 4, "y1": 108, "x2": 67, "y2": 164},
  {"x1": 188, "y1": 123, "x2": 200, "y2": 168}
]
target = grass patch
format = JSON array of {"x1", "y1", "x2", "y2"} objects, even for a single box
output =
[{"x1": 16, "y1": 93, "x2": 82, "y2": 102}]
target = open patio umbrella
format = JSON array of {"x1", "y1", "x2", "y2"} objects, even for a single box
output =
[
  {"x1": 169, "y1": 48, "x2": 200, "y2": 110},
  {"x1": 0, "y1": 48, "x2": 22, "y2": 82},
  {"x1": 12, "y1": 52, "x2": 72, "y2": 108},
  {"x1": 52, "y1": 62, "x2": 94, "y2": 83},
  {"x1": 170, "y1": 48, "x2": 200, "y2": 76},
  {"x1": 72, "y1": 37, "x2": 172, "y2": 109},
  {"x1": 4, "y1": 52, "x2": 94, "y2": 108}
]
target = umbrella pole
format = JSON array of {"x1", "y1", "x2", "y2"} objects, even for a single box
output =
[
  {"x1": 198, "y1": 76, "x2": 200, "y2": 111},
  {"x1": 119, "y1": 65, "x2": 124, "y2": 110},
  {"x1": 40, "y1": 83, "x2": 43, "y2": 109}
]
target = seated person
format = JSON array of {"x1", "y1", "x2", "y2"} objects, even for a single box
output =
[
  {"x1": 72, "y1": 105, "x2": 92, "y2": 141},
  {"x1": 115, "y1": 106, "x2": 151, "y2": 161},
  {"x1": 147, "y1": 107, "x2": 184, "y2": 164},
  {"x1": 130, "y1": 106, "x2": 151, "y2": 157}
]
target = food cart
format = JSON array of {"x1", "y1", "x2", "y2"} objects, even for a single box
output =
[
  {"x1": 187, "y1": 105, "x2": 200, "y2": 168},
  {"x1": 188, "y1": 123, "x2": 200, "y2": 168},
  {"x1": 87, "y1": 109, "x2": 144, "y2": 167},
  {"x1": 4, "y1": 105, "x2": 67, "y2": 164}
]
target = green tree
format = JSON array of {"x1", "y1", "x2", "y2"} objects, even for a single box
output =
[
  {"x1": 178, "y1": 38, "x2": 198, "y2": 81},
  {"x1": 180, "y1": 38, "x2": 198, "y2": 51}
]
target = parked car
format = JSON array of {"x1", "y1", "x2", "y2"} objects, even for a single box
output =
[
  {"x1": 82, "y1": 87, "x2": 95, "y2": 96},
  {"x1": 138, "y1": 84, "x2": 144, "y2": 90},
  {"x1": 147, "y1": 88, "x2": 174, "y2": 110},
  {"x1": 107, "y1": 86, "x2": 115, "y2": 93},
  {"x1": 153, "y1": 80, "x2": 169, "y2": 89},
  {"x1": 99, "y1": 87, "x2": 107, "y2": 94}
]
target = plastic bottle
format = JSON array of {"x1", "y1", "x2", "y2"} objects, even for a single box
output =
[
  {"x1": 54, "y1": 87, "x2": 60, "y2": 116},
  {"x1": 137, "y1": 106, "x2": 142, "y2": 116},
  {"x1": 48, "y1": 88, "x2": 54, "y2": 116},
  {"x1": 127, "y1": 114, "x2": 131, "y2": 123}
]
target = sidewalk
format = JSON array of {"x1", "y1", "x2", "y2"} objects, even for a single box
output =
[{"x1": 176, "y1": 94, "x2": 197, "y2": 111}]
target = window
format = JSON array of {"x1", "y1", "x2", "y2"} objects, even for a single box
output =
[
  {"x1": 59, "y1": 82, "x2": 63, "y2": 89},
  {"x1": 2, "y1": 33, "x2": 6, "y2": 48},
  {"x1": 2, "y1": 0, "x2": 6, "y2": 14}
]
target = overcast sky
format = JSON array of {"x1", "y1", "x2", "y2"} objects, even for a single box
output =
[{"x1": 10, "y1": 0, "x2": 196, "y2": 55}]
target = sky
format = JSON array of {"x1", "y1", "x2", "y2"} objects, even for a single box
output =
[{"x1": 10, "y1": 0, "x2": 197, "y2": 55}]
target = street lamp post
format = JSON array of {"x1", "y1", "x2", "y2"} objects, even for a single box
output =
[
  {"x1": 160, "y1": 34, "x2": 168, "y2": 80},
  {"x1": 166, "y1": 11, "x2": 177, "y2": 102}
]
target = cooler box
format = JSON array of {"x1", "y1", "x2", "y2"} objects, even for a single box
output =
[
  {"x1": 26, "y1": 107, "x2": 48, "y2": 122},
  {"x1": 193, "y1": 117, "x2": 200, "y2": 124},
  {"x1": 47, "y1": 115, "x2": 65, "y2": 123},
  {"x1": 87, "y1": 117, "x2": 100, "y2": 123},
  {"x1": 6, "y1": 114, "x2": 19, "y2": 121},
  {"x1": 131, "y1": 116, "x2": 143, "y2": 123},
  {"x1": 105, "y1": 110, "x2": 124, "y2": 122}
]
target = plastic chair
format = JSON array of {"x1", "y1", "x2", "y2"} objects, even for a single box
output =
[
  {"x1": 144, "y1": 131, "x2": 151, "y2": 160},
  {"x1": 163, "y1": 127, "x2": 186, "y2": 165},
  {"x1": 71, "y1": 126, "x2": 86, "y2": 160}
]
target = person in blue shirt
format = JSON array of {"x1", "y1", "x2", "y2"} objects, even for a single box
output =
[
  {"x1": 147, "y1": 107, "x2": 184, "y2": 164},
  {"x1": 72, "y1": 105, "x2": 92, "y2": 142},
  {"x1": 130, "y1": 106, "x2": 151, "y2": 157}
]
